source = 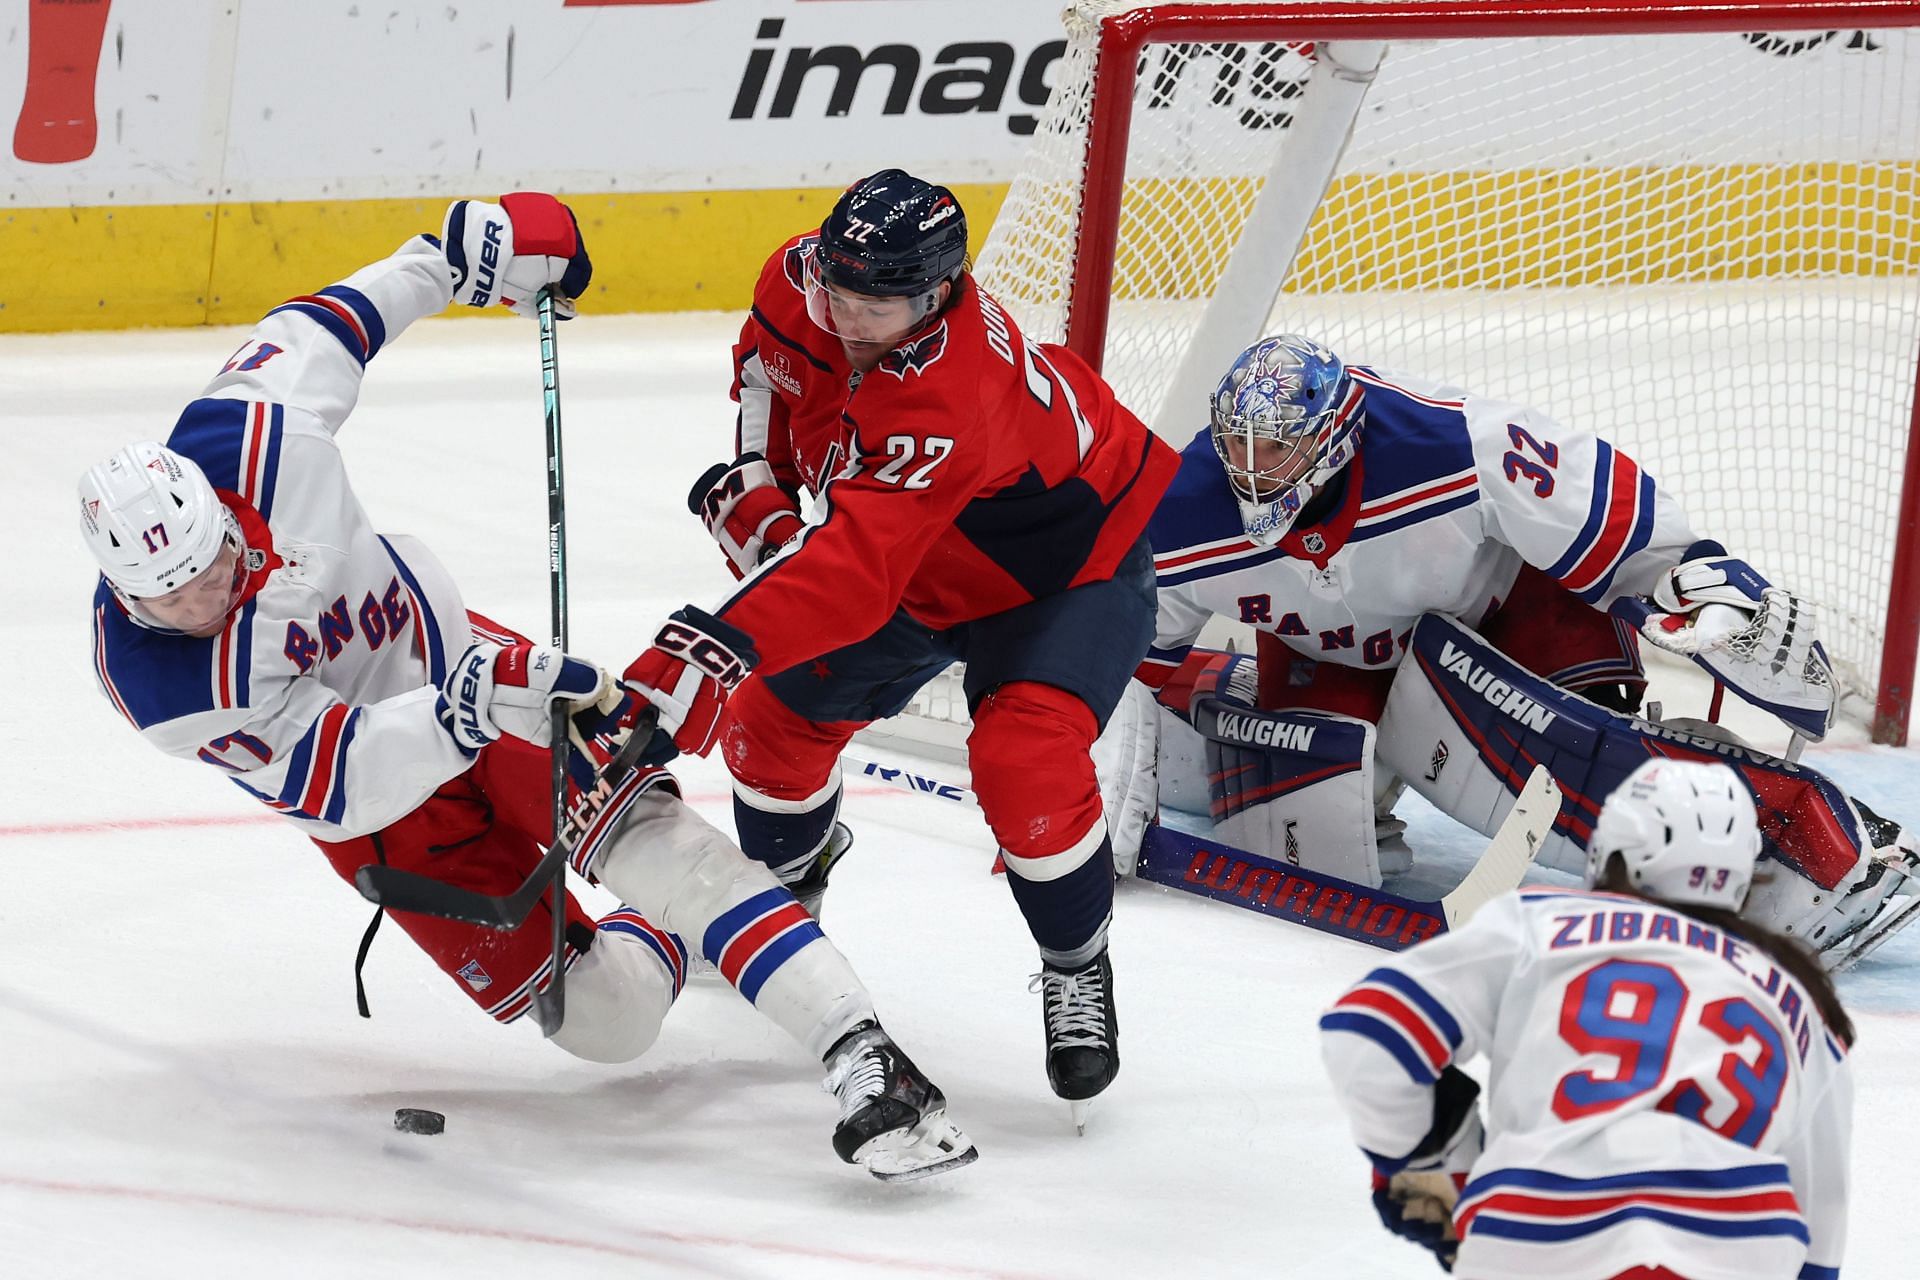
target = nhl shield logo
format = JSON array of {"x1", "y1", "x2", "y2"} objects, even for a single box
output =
[
  {"x1": 1303, "y1": 532, "x2": 1326, "y2": 555},
  {"x1": 456, "y1": 960, "x2": 493, "y2": 992}
]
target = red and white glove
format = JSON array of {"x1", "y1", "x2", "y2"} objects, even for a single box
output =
[
  {"x1": 688, "y1": 453, "x2": 806, "y2": 580},
  {"x1": 438, "y1": 641, "x2": 614, "y2": 754},
  {"x1": 441, "y1": 192, "x2": 592, "y2": 317},
  {"x1": 623, "y1": 606, "x2": 760, "y2": 756}
]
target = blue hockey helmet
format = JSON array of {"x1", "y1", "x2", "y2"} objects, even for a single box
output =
[{"x1": 1209, "y1": 334, "x2": 1360, "y2": 536}]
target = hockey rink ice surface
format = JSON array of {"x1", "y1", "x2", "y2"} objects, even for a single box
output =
[{"x1": 8, "y1": 313, "x2": 1920, "y2": 1278}]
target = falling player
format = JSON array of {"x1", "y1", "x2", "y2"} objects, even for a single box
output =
[
  {"x1": 624, "y1": 169, "x2": 1181, "y2": 1123},
  {"x1": 1320, "y1": 759, "x2": 1853, "y2": 1279},
  {"x1": 1135, "y1": 334, "x2": 1916, "y2": 964},
  {"x1": 79, "y1": 194, "x2": 974, "y2": 1181}
]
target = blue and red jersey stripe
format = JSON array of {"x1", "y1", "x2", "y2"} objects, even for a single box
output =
[
  {"x1": 1320, "y1": 966, "x2": 1464, "y2": 1086},
  {"x1": 701, "y1": 888, "x2": 825, "y2": 1004}
]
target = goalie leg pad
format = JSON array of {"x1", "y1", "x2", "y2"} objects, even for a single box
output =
[
  {"x1": 1093, "y1": 678, "x2": 1160, "y2": 876},
  {"x1": 1382, "y1": 613, "x2": 1900, "y2": 955},
  {"x1": 1196, "y1": 695, "x2": 1382, "y2": 889}
]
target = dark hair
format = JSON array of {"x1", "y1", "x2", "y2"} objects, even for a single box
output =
[{"x1": 1597, "y1": 857, "x2": 1855, "y2": 1048}]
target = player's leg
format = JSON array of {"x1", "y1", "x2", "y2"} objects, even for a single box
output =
[
  {"x1": 1477, "y1": 563, "x2": 1648, "y2": 713},
  {"x1": 961, "y1": 539, "x2": 1158, "y2": 1112},
  {"x1": 312, "y1": 766, "x2": 674, "y2": 1053},
  {"x1": 573, "y1": 778, "x2": 976, "y2": 1177},
  {"x1": 1378, "y1": 611, "x2": 1918, "y2": 963},
  {"x1": 721, "y1": 610, "x2": 957, "y2": 913}
]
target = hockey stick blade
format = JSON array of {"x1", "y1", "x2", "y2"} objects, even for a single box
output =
[
  {"x1": 841, "y1": 749, "x2": 977, "y2": 808},
  {"x1": 1134, "y1": 766, "x2": 1559, "y2": 952},
  {"x1": 1441, "y1": 765, "x2": 1560, "y2": 928},
  {"x1": 353, "y1": 709, "x2": 659, "y2": 928}
]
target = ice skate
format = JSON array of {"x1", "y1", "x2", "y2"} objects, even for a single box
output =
[
  {"x1": 790, "y1": 822, "x2": 854, "y2": 920},
  {"x1": 1829, "y1": 802, "x2": 1920, "y2": 971},
  {"x1": 1032, "y1": 949, "x2": 1119, "y2": 1132},
  {"x1": 822, "y1": 1021, "x2": 977, "y2": 1182}
]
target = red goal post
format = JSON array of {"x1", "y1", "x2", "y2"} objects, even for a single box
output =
[{"x1": 971, "y1": 0, "x2": 1920, "y2": 745}]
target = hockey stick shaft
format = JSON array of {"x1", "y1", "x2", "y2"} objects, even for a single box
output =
[
  {"x1": 536, "y1": 287, "x2": 570, "y2": 1035},
  {"x1": 841, "y1": 749, "x2": 977, "y2": 808},
  {"x1": 352, "y1": 709, "x2": 658, "y2": 928}
]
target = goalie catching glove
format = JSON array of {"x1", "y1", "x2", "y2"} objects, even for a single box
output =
[
  {"x1": 442, "y1": 192, "x2": 592, "y2": 317},
  {"x1": 1627, "y1": 539, "x2": 1835, "y2": 739},
  {"x1": 623, "y1": 606, "x2": 760, "y2": 756},
  {"x1": 689, "y1": 453, "x2": 805, "y2": 580}
]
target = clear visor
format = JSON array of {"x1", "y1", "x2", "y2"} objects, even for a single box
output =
[
  {"x1": 118, "y1": 537, "x2": 246, "y2": 634},
  {"x1": 1212, "y1": 412, "x2": 1325, "y2": 503},
  {"x1": 803, "y1": 254, "x2": 940, "y2": 348}
]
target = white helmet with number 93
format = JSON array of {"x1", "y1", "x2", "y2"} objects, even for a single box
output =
[
  {"x1": 79, "y1": 441, "x2": 247, "y2": 634},
  {"x1": 1585, "y1": 759, "x2": 1763, "y2": 910}
]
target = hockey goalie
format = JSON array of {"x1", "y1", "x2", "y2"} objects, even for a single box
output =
[{"x1": 1101, "y1": 333, "x2": 1917, "y2": 966}]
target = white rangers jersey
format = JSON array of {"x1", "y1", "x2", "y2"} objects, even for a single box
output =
[
  {"x1": 1143, "y1": 368, "x2": 1697, "y2": 685},
  {"x1": 1321, "y1": 887, "x2": 1852, "y2": 1280},
  {"x1": 90, "y1": 237, "x2": 484, "y2": 842}
]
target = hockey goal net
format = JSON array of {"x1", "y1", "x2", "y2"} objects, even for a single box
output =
[{"x1": 868, "y1": 0, "x2": 1920, "y2": 757}]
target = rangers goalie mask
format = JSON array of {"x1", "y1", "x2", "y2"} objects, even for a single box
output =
[{"x1": 1210, "y1": 334, "x2": 1362, "y2": 543}]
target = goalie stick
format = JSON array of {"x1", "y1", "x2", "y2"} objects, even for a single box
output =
[
  {"x1": 353, "y1": 707, "x2": 659, "y2": 929},
  {"x1": 1135, "y1": 767, "x2": 1561, "y2": 951}
]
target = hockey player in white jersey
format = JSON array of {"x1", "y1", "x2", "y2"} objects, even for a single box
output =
[
  {"x1": 1132, "y1": 334, "x2": 1916, "y2": 965},
  {"x1": 78, "y1": 194, "x2": 975, "y2": 1181},
  {"x1": 1321, "y1": 759, "x2": 1853, "y2": 1279}
]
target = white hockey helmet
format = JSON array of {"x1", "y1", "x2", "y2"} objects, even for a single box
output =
[
  {"x1": 1585, "y1": 759, "x2": 1762, "y2": 910},
  {"x1": 79, "y1": 442, "x2": 242, "y2": 621}
]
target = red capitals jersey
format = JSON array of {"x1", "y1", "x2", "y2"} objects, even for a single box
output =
[{"x1": 719, "y1": 232, "x2": 1179, "y2": 676}]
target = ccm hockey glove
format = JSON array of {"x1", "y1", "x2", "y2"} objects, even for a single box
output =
[
  {"x1": 689, "y1": 453, "x2": 805, "y2": 580},
  {"x1": 442, "y1": 192, "x2": 592, "y2": 317},
  {"x1": 624, "y1": 606, "x2": 760, "y2": 756}
]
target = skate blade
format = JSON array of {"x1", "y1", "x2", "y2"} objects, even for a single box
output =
[
  {"x1": 855, "y1": 1110, "x2": 979, "y2": 1183},
  {"x1": 1071, "y1": 1097, "x2": 1093, "y2": 1134}
]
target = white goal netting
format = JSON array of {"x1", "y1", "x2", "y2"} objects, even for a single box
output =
[{"x1": 876, "y1": 1, "x2": 1920, "y2": 747}]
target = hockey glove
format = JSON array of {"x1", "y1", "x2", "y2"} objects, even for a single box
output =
[
  {"x1": 623, "y1": 606, "x2": 760, "y2": 757},
  {"x1": 442, "y1": 192, "x2": 592, "y2": 318},
  {"x1": 1368, "y1": 1066, "x2": 1485, "y2": 1273},
  {"x1": 689, "y1": 453, "x2": 806, "y2": 580},
  {"x1": 438, "y1": 641, "x2": 612, "y2": 755},
  {"x1": 1634, "y1": 540, "x2": 1835, "y2": 737},
  {"x1": 565, "y1": 680, "x2": 681, "y2": 790}
]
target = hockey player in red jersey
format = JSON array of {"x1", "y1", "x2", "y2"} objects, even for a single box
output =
[
  {"x1": 624, "y1": 170, "x2": 1181, "y2": 1121},
  {"x1": 79, "y1": 194, "x2": 975, "y2": 1181}
]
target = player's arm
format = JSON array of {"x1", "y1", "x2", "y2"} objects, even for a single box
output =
[
  {"x1": 627, "y1": 398, "x2": 985, "y2": 754},
  {"x1": 109, "y1": 638, "x2": 609, "y2": 841},
  {"x1": 1318, "y1": 893, "x2": 1525, "y2": 1168},
  {"x1": 198, "y1": 193, "x2": 590, "y2": 435},
  {"x1": 1470, "y1": 402, "x2": 1697, "y2": 608}
]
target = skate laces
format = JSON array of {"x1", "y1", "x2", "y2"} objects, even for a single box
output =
[
  {"x1": 1031, "y1": 967, "x2": 1109, "y2": 1047},
  {"x1": 824, "y1": 1033, "x2": 890, "y2": 1119}
]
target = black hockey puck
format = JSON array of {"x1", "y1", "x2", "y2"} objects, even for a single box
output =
[{"x1": 393, "y1": 1108, "x2": 445, "y2": 1135}]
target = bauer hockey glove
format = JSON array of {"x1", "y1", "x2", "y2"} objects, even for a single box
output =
[
  {"x1": 1368, "y1": 1066, "x2": 1485, "y2": 1273},
  {"x1": 438, "y1": 641, "x2": 612, "y2": 755},
  {"x1": 623, "y1": 606, "x2": 760, "y2": 757},
  {"x1": 689, "y1": 453, "x2": 806, "y2": 580},
  {"x1": 442, "y1": 192, "x2": 592, "y2": 317}
]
